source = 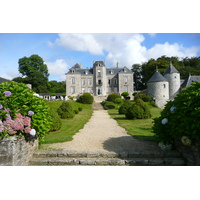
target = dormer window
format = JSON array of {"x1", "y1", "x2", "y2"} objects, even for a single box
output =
[
  {"x1": 85, "y1": 70, "x2": 88, "y2": 75},
  {"x1": 110, "y1": 70, "x2": 114, "y2": 74},
  {"x1": 72, "y1": 69, "x2": 75, "y2": 73}
]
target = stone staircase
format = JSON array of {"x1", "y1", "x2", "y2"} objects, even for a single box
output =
[
  {"x1": 29, "y1": 149, "x2": 185, "y2": 166},
  {"x1": 93, "y1": 96, "x2": 107, "y2": 103}
]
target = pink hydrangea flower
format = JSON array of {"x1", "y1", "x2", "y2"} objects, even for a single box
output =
[
  {"x1": 23, "y1": 117, "x2": 31, "y2": 127},
  {"x1": 25, "y1": 127, "x2": 31, "y2": 133}
]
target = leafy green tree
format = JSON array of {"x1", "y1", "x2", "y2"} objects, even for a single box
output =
[{"x1": 14, "y1": 54, "x2": 49, "y2": 93}]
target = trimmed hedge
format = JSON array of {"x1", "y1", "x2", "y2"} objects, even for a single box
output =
[
  {"x1": 125, "y1": 99, "x2": 151, "y2": 119},
  {"x1": 101, "y1": 101, "x2": 116, "y2": 110},
  {"x1": 77, "y1": 93, "x2": 94, "y2": 104},
  {"x1": 49, "y1": 108, "x2": 62, "y2": 132},
  {"x1": 107, "y1": 93, "x2": 121, "y2": 103},
  {"x1": 57, "y1": 101, "x2": 75, "y2": 119},
  {"x1": 118, "y1": 100, "x2": 133, "y2": 114}
]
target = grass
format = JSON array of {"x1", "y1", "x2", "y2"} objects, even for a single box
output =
[
  {"x1": 40, "y1": 100, "x2": 93, "y2": 145},
  {"x1": 108, "y1": 103, "x2": 162, "y2": 142}
]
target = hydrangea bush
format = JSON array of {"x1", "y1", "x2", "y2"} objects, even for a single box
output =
[
  {"x1": 0, "y1": 82, "x2": 52, "y2": 141},
  {"x1": 152, "y1": 82, "x2": 200, "y2": 145}
]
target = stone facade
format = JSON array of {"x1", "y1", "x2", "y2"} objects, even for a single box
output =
[
  {"x1": 147, "y1": 61, "x2": 180, "y2": 108},
  {"x1": 66, "y1": 61, "x2": 134, "y2": 98},
  {"x1": 0, "y1": 136, "x2": 38, "y2": 166}
]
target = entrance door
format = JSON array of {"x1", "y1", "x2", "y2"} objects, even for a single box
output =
[{"x1": 98, "y1": 87, "x2": 101, "y2": 95}]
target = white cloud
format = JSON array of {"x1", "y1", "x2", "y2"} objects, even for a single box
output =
[
  {"x1": 45, "y1": 59, "x2": 70, "y2": 80},
  {"x1": 51, "y1": 33, "x2": 200, "y2": 68},
  {"x1": 55, "y1": 33, "x2": 104, "y2": 55}
]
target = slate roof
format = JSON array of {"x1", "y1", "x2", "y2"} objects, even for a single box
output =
[
  {"x1": 164, "y1": 61, "x2": 179, "y2": 75},
  {"x1": 181, "y1": 75, "x2": 200, "y2": 88},
  {"x1": 148, "y1": 71, "x2": 168, "y2": 83},
  {"x1": 0, "y1": 77, "x2": 11, "y2": 84}
]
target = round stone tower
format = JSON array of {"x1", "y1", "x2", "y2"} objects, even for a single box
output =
[
  {"x1": 147, "y1": 70, "x2": 169, "y2": 108},
  {"x1": 163, "y1": 61, "x2": 180, "y2": 99}
]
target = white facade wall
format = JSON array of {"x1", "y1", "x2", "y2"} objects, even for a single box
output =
[{"x1": 164, "y1": 73, "x2": 180, "y2": 99}]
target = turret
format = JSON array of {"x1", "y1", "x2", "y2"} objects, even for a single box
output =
[
  {"x1": 163, "y1": 61, "x2": 180, "y2": 99},
  {"x1": 147, "y1": 69, "x2": 169, "y2": 108}
]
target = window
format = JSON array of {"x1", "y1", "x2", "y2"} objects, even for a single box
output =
[
  {"x1": 163, "y1": 84, "x2": 166, "y2": 88},
  {"x1": 114, "y1": 87, "x2": 118, "y2": 93},
  {"x1": 85, "y1": 70, "x2": 88, "y2": 75},
  {"x1": 114, "y1": 78, "x2": 117, "y2": 85},
  {"x1": 82, "y1": 79, "x2": 85, "y2": 85},
  {"x1": 97, "y1": 70, "x2": 101, "y2": 77},
  {"x1": 88, "y1": 88, "x2": 93, "y2": 94},
  {"x1": 71, "y1": 77, "x2": 75, "y2": 84},
  {"x1": 124, "y1": 76, "x2": 128, "y2": 84},
  {"x1": 88, "y1": 79, "x2": 92, "y2": 85},
  {"x1": 82, "y1": 88, "x2": 85, "y2": 93},
  {"x1": 71, "y1": 86, "x2": 75, "y2": 94},
  {"x1": 108, "y1": 87, "x2": 111, "y2": 93},
  {"x1": 124, "y1": 86, "x2": 128, "y2": 92},
  {"x1": 108, "y1": 79, "x2": 111, "y2": 85},
  {"x1": 110, "y1": 70, "x2": 114, "y2": 74},
  {"x1": 98, "y1": 79, "x2": 102, "y2": 85}
]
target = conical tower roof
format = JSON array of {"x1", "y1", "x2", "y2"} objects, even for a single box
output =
[
  {"x1": 164, "y1": 61, "x2": 179, "y2": 75},
  {"x1": 148, "y1": 71, "x2": 168, "y2": 83}
]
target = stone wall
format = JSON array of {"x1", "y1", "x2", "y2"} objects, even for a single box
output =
[
  {"x1": 174, "y1": 139, "x2": 200, "y2": 166},
  {"x1": 0, "y1": 136, "x2": 38, "y2": 166}
]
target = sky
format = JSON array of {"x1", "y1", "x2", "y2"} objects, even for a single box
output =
[{"x1": 0, "y1": 33, "x2": 200, "y2": 82}]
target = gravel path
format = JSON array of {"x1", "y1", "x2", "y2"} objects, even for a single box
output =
[{"x1": 45, "y1": 105, "x2": 160, "y2": 153}]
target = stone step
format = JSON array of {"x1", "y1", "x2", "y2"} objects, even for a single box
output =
[
  {"x1": 29, "y1": 150, "x2": 185, "y2": 166},
  {"x1": 29, "y1": 157, "x2": 185, "y2": 166}
]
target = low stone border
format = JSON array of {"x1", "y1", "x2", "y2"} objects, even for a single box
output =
[
  {"x1": 174, "y1": 139, "x2": 200, "y2": 166},
  {"x1": 0, "y1": 136, "x2": 38, "y2": 166}
]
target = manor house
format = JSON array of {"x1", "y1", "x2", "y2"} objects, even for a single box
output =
[{"x1": 65, "y1": 61, "x2": 134, "y2": 97}]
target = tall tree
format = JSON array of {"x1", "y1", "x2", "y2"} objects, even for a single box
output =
[{"x1": 14, "y1": 54, "x2": 49, "y2": 93}]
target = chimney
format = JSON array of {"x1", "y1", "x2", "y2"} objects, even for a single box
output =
[{"x1": 116, "y1": 62, "x2": 119, "y2": 68}]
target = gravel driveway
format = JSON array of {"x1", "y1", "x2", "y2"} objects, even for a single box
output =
[{"x1": 44, "y1": 108, "x2": 160, "y2": 153}]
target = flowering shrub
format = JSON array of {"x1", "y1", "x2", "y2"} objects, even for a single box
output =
[
  {"x1": 152, "y1": 82, "x2": 200, "y2": 145},
  {"x1": 0, "y1": 82, "x2": 52, "y2": 141}
]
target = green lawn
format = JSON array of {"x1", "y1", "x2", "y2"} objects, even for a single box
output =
[
  {"x1": 108, "y1": 104, "x2": 162, "y2": 141},
  {"x1": 40, "y1": 101, "x2": 93, "y2": 144}
]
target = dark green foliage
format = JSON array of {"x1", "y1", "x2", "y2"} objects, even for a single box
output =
[
  {"x1": 78, "y1": 107, "x2": 83, "y2": 111},
  {"x1": 107, "y1": 93, "x2": 121, "y2": 102},
  {"x1": 101, "y1": 101, "x2": 116, "y2": 110},
  {"x1": 152, "y1": 82, "x2": 200, "y2": 144},
  {"x1": 49, "y1": 108, "x2": 62, "y2": 132},
  {"x1": 134, "y1": 93, "x2": 152, "y2": 102},
  {"x1": 57, "y1": 101, "x2": 75, "y2": 119},
  {"x1": 121, "y1": 92, "x2": 129, "y2": 99},
  {"x1": 14, "y1": 54, "x2": 49, "y2": 93},
  {"x1": 125, "y1": 99, "x2": 151, "y2": 119},
  {"x1": 74, "y1": 109, "x2": 79, "y2": 114},
  {"x1": 77, "y1": 93, "x2": 94, "y2": 104},
  {"x1": 118, "y1": 100, "x2": 133, "y2": 114},
  {"x1": 114, "y1": 98, "x2": 124, "y2": 105}
]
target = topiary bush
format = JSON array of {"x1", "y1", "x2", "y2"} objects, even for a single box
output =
[
  {"x1": 121, "y1": 92, "x2": 129, "y2": 99},
  {"x1": 77, "y1": 93, "x2": 94, "y2": 104},
  {"x1": 152, "y1": 82, "x2": 200, "y2": 145},
  {"x1": 134, "y1": 93, "x2": 152, "y2": 102},
  {"x1": 49, "y1": 108, "x2": 62, "y2": 132},
  {"x1": 57, "y1": 101, "x2": 75, "y2": 119},
  {"x1": 0, "y1": 82, "x2": 52, "y2": 141},
  {"x1": 101, "y1": 101, "x2": 116, "y2": 110},
  {"x1": 118, "y1": 100, "x2": 133, "y2": 114},
  {"x1": 107, "y1": 93, "x2": 121, "y2": 103},
  {"x1": 125, "y1": 99, "x2": 151, "y2": 119}
]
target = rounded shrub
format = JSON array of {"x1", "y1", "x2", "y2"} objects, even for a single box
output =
[
  {"x1": 152, "y1": 82, "x2": 200, "y2": 144},
  {"x1": 107, "y1": 93, "x2": 121, "y2": 103},
  {"x1": 57, "y1": 101, "x2": 75, "y2": 119},
  {"x1": 121, "y1": 92, "x2": 129, "y2": 99},
  {"x1": 0, "y1": 82, "x2": 52, "y2": 141},
  {"x1": 134, "y1": 93, "x2": 152, "y2": 102},
  {"x1": 77, "y1": 93, "x2": 94, "y2": 104},
  {"x1": 125, "y1": 99, "x2": 151, "y2": 119},
  {"x1": 49, "y1": 108, "x2": 62, "y2": 132},
  {"x1": 78, "y1": 107, "x2": 83, "y2": 112},
  {"x1": 118, "y1": 100, "x2": 133, "y2": 114},
  {"x1": 74, "y1": 109, "x2": 79, "y2": 114},
  {"x1": 102, "y1": 101, "x2": 116, "y2": 110}
]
